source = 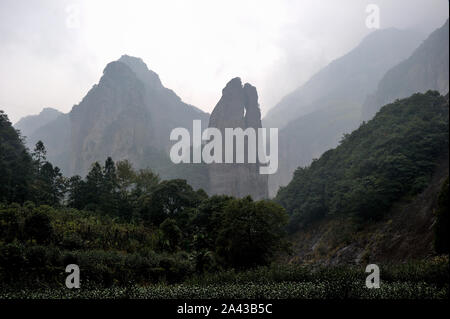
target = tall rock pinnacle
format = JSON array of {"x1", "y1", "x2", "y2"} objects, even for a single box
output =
[{"x1": 208, "y1": 78, "x2": 268, "y2": 200}]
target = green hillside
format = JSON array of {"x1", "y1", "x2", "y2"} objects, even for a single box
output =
[{"x1": 276, "y1": 91, "x2": 449, "y2": 231}]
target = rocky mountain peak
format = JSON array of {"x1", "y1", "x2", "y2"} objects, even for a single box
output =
[
  {"x1": 118, "y1": 54, "x2": 162, "y2": 89},
  {"x1": 210, "y1": 77, "x2": 263, "y2": 130},
  {"x1": 99, "y1": 60, "x2": 142, "y2": 89},
  {"x1": 14, "y1": 107, "x2": 63, "y2": 140},
  {"x1": 243, "y1": 83, "x2": 261, "y2": 129},
  {"x1": 222, "y1": 77, "x2": 243, "y2": 93},
  {"x1": 20, "y1": 55, "x2": 209, "y2": 177},
  {"x1": 40, "y1": 107, "x2": 61, "y2": 116}
]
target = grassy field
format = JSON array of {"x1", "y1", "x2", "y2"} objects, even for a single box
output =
[
  {"x1": 1, "y1": 257, "x2": 448, "y2": 299},
  {"x1": 1, "y1": 282, "x2": 446, "y2": 299}
]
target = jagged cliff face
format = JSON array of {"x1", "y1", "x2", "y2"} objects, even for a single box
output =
[
  {"x1": 15, "y1": 58, "x2": 269, "y2": 199},
  {"x1": 69, "y1": 60, "x2": 154, "y2": 175},
  {"x1": 19, "y1": 55, "x2": 209, "y2": 177},
  {"x1": 69, "y1": 56, "x2": 210, "y2": 176},
  {"x1": 208, "y1": 78, "x2": 268, "y2": 200},
  {"x1": 118, "y1": 55, "x2": 208, "y2": 153}
]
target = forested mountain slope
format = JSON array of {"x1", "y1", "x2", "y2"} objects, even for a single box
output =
[
  {"x1": 277, "y1": 91, "x2": 449, "y2": 227},
  {"x1": 0, "y1": 111, "x2": 33, "y2": 203},
  {"x1": 276, "y1": 91, "x2": 449, "y2": 264},
  {"x1": 287, "y1": 152, "x2": 448, "y2": 265}
]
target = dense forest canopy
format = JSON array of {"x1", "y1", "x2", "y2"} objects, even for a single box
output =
[
  {"x1": 276, "y1": 91, "x2": 449, "y2": 231},
  {"x1": 0, "y1": 110, "x2": 289, "y2": 287},
  {"x1": 0, "y1": 110, "x2": 34, "y2": 204}
]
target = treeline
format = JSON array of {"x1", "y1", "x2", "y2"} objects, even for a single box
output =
[
  {"x1": 0, "y1": 111, "x2": 64, "y2": 207},
  {"x1": 0, "y1": 110, "x2": 34, "y2": 204},
  {"x1": 0, "y1": 110, "x2": 289, "y2": 288},
  {"x1": 0, "y1": 196, "x2": 288, "y2": 287},
  {"x1": 276, "y1": 91, "x2": 449, "y2": 231}
]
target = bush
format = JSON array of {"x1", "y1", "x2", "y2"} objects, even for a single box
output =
[
  {"x1": 434, "y1": 177, "x2": 449, "y2": 254},
  {"x1": 216, "y1": 197, "x2": 289, "y2": 269},
  {"x1": 23, "y1": 210, "x2": 54, "y2": 244},
  {"x1": 0, "y1": 242, "x2": 26, "y2": 283},
  {"x1": 0, "y1": 208, "x2": 19, "y2": 242}
]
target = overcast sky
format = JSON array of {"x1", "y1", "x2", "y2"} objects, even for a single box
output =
[{"x1": 0, "y1": 0, "x2": 448, "y2": 123}]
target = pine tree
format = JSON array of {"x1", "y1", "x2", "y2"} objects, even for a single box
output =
[{"x1": 32, "y1": 141, "x2": 47, "y2": 172}]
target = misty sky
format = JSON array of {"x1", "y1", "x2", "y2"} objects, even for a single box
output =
[{"x1": 0, "y1": 0, "x2": 448, "y2": 123}]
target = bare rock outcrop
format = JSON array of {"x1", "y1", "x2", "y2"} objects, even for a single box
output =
[{"x1": 208, "y1": 78, "x2": 268, "y2": 200}]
